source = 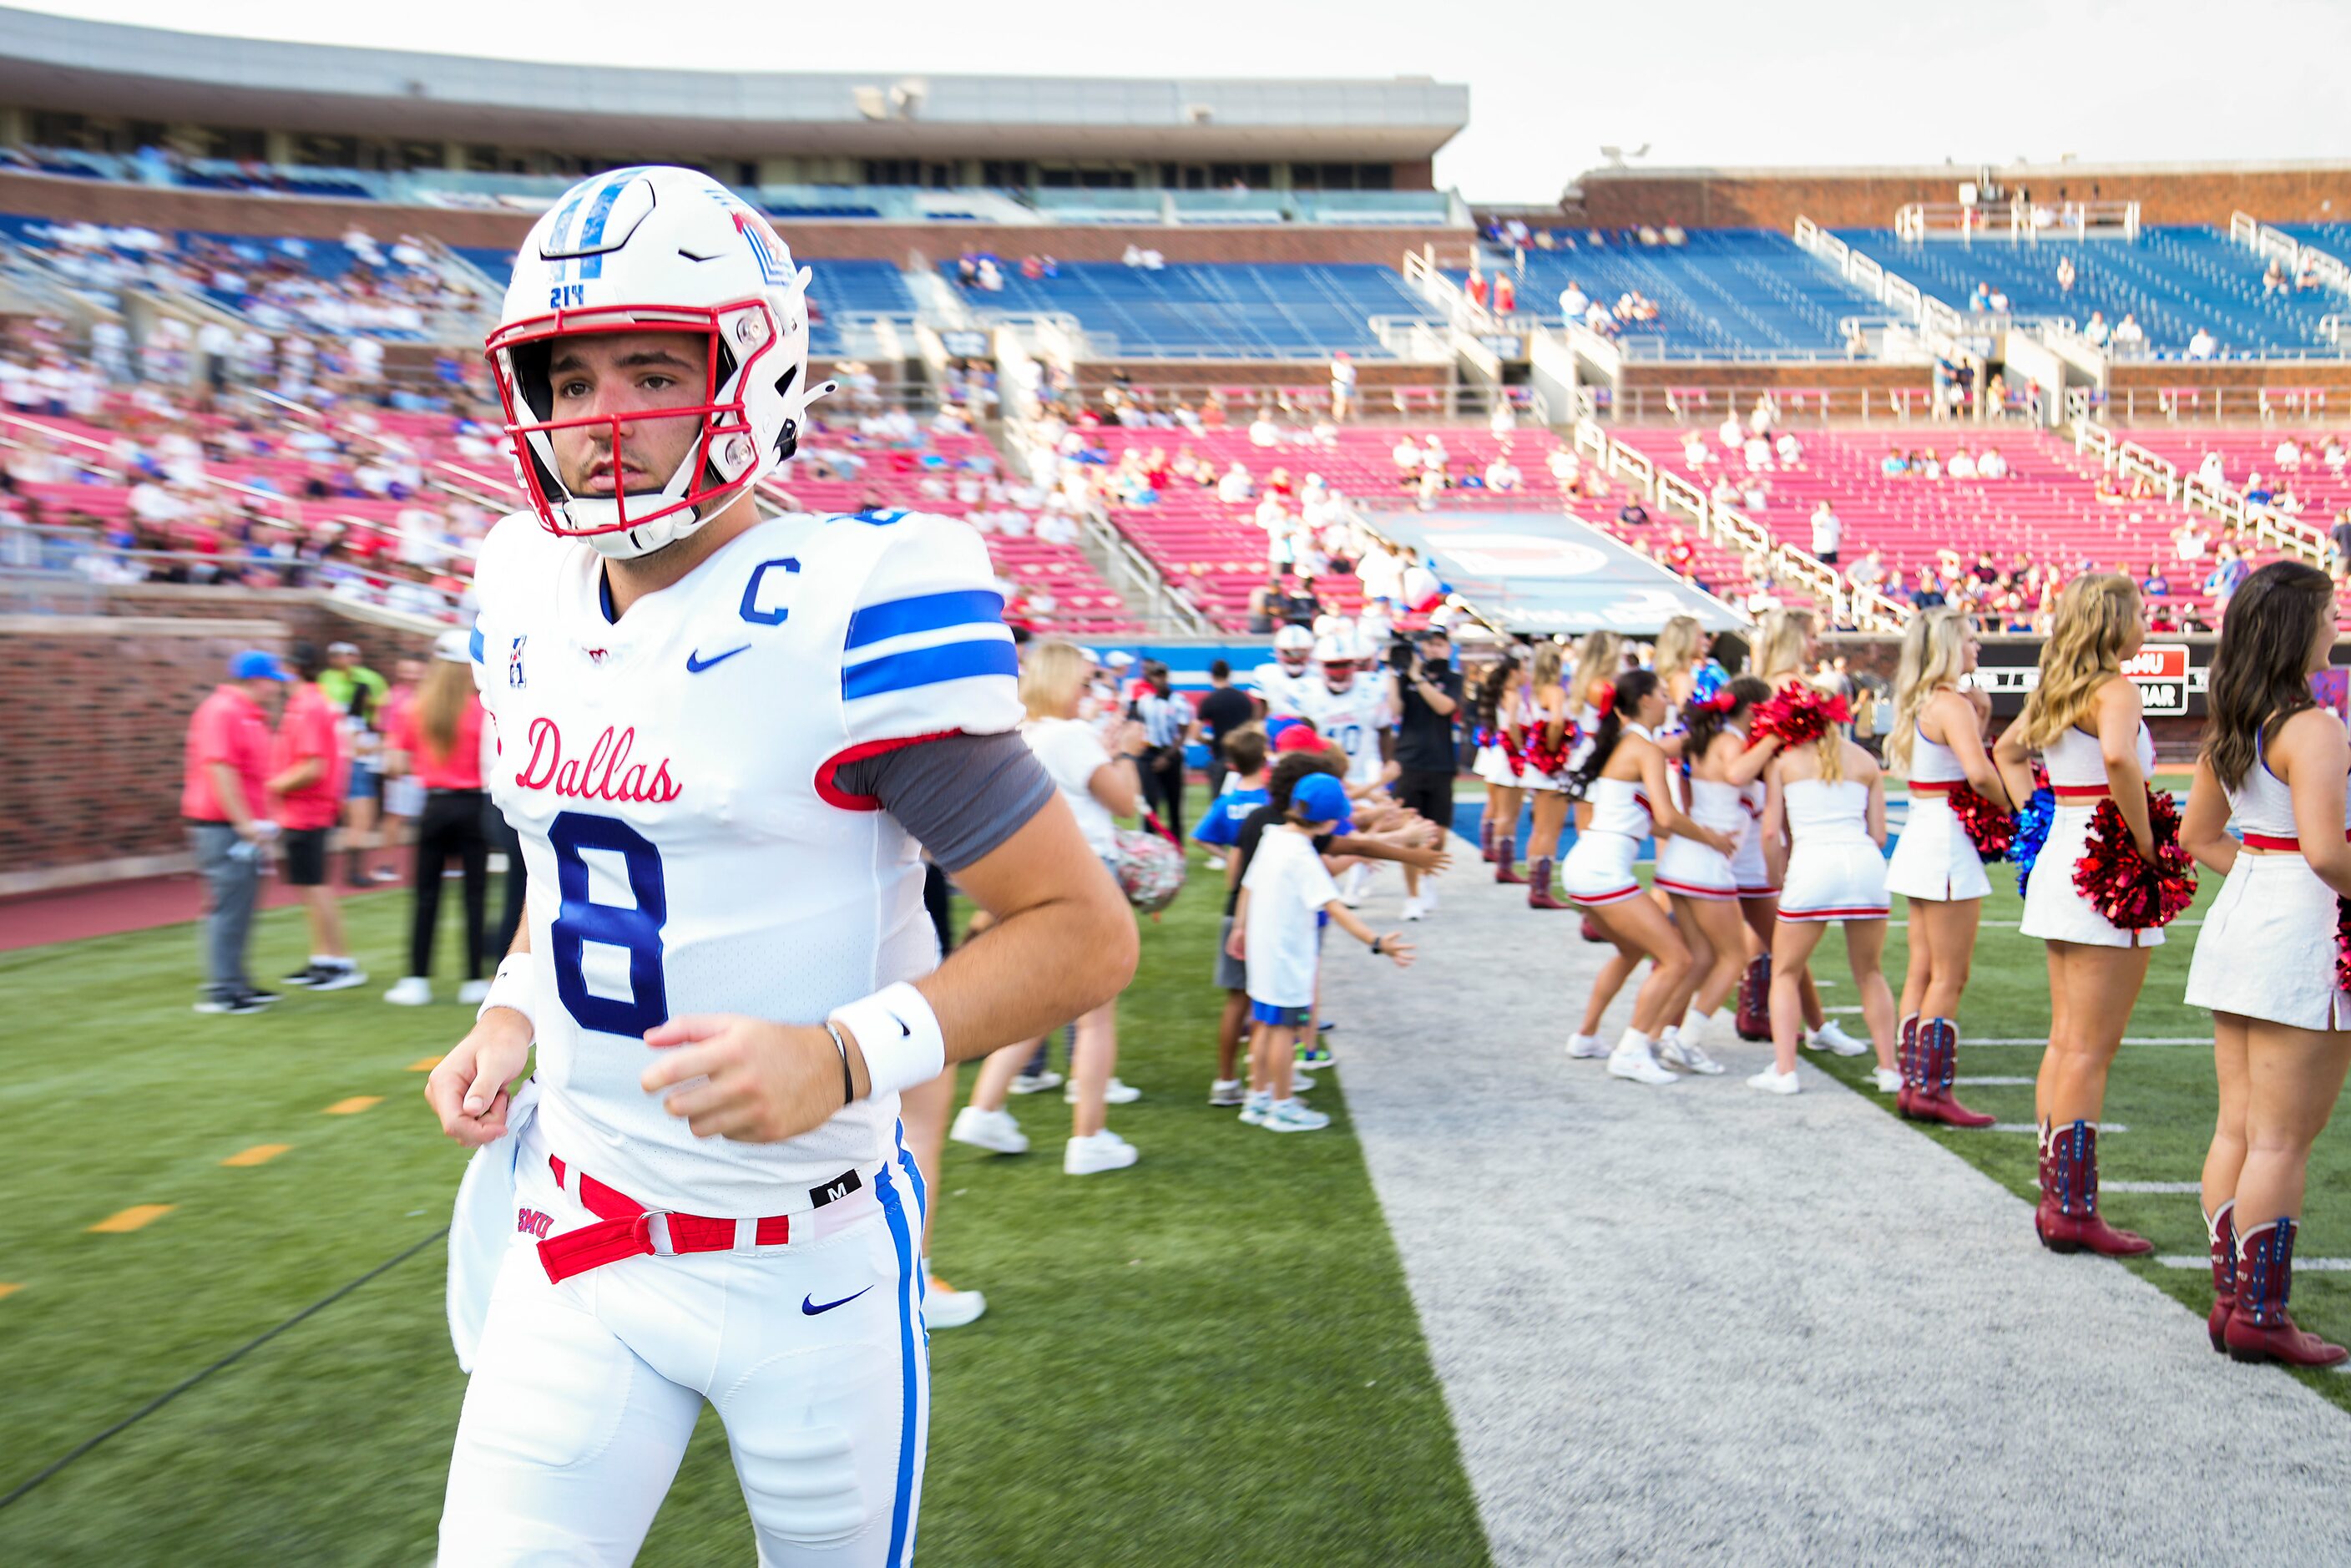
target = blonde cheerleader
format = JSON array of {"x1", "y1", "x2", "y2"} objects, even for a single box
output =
[
  {"x1": 1512, "y1": 642, "x2": 1577, "y2": 909},
  {"x1": 1474, "y1": 651, "x2": 1527, "y2": 877}
]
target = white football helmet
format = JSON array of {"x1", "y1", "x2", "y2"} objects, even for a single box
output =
[
  {"x1": 1315, "y1": 633, "x2": 1361, "y2": 690},
  {"x1": 1273, "y1": 623, "x2": 1315, "y2": 674},
  {"x1": 486, "y1": 165, "x2": 829, "y2": 559}
]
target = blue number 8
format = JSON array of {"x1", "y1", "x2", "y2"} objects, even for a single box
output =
[{"x1": 549, "y1": 811, "x2": 668, "y2": 1037}]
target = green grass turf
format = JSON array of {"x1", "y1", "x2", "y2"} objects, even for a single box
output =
[
  {"x1": 0, "y1": 835, "x2": 1491, "y2": 1564},
  {"x1": 1798, "y1": 874, "x2": 2351, "y2": 1411}
]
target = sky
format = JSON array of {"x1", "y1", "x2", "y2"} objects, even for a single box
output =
[{"x1": 13, "y1": 0, "x2": 2351, "y2": 203}]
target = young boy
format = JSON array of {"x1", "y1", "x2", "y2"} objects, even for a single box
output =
[
  {"x1": 1196, "y1": 728, "x2": 1272, "y2": 1105},
  {"x1": 1228, "y1": 772, "x2": 1413, "y2": 1131}
]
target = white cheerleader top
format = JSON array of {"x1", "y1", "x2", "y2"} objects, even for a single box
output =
[
  {"x1": 1585, "y1": 776, "x2": 1653, "y2": 837},
  {"x1": 2230, "y1": 715, "x2": 2351, "y2": 842},
  {"x1": 1682, "y1": 776, "x2": 1748, "y2": 834},
  {"x1": 1783, "y1": 778, "x2": 1873, "y2": 845},
  {"x1": 2044, "y1": 720, "x2": 2153, "y2": 794},
  {"x1": 1908, "y1": 716, "x2": 1968, "y2": 786}
]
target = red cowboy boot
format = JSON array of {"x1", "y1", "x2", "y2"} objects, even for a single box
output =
[
  {"x1": 1910, "y1": 1019, "x2": 1995, "y2": 1129},
  {"x1": 1527, "y1": 857, "x2": 1570, "y2": 910},
  {"x1": 1894, "y1": 1014, "x2": 1919, "y2": 1117},
  {"x1": 1494, "y1": 835, "x2": 1526, "y2": 884},
  {"x1": 2035, "y1": 1120, "x2": 2152, "y2": 1256},
  {"x1": 2206, "y1": 1201, "x2": 2236, "y2": 1355},
  {"x1": 1735, "y1": 953, "x2": 1772, "y2": 1041},
  {"x1": 2226, "y1": 1217, "x2": 2348, "y2": 1367}
]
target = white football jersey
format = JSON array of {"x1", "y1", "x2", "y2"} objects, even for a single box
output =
[
  {"x1": 1252, "y1": 660, "x2": 1321, "y2": 719},
  {"x1": 469, "y1": 505, "x2": 1021, "y2": 1216},
  {"x1": 1303, "y1": 675, "x2": 1393, "y2": 787}
]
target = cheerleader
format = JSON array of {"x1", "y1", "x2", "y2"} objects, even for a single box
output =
[
  {"x1": 1513, "y1": 642, "x2": 1577, "y2": 910},
  {"x1": 1559, "y1": 669, "x2": 1739, "y2": 1085},
  {"x1": 1751, "y1": 710, "x2": 1898, "y2": 1095},
  {"x1": 1883, "y1": 608, "x2": 2010, "y2": 1126},
  {"x1": 1652, "y1": 674, "x2": 1773, "y2": 1074},
  {"x1": 1737, "y1": 608, "x2": 1863, "y2": 1056},
  {"x1": 2181, "y1": 562, "x2": 2351, "y2": 1366},
  {"x1": 1993, "y1": 574, "x2": 2175, "y2": 1257},
  {"x1": 1653, "y1": 614, "x2": 1707, "y2": 719},
  {"x1": 1474, "y1": 650, "x2": 1527, "y2": 876},
  {"x1": 1568, "y1": 630, "x2": 1627, "y2": 942}
]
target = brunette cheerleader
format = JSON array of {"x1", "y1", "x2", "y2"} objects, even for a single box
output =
[
  {"x1": 1994, "y1": 574, "x2": 2182, "y2": 1257},
  {"x1": 1514, "y1": 642, "x2": 1578, "y2": 909},
  {"x1": 1474, "y1": 650, "x2": 1527, "y2": 875},
  {"x1": 2181, "y1": 562, "x2": 2351, "y2": 1366},
  {"x1": 1651, "y1": 674, "x2": 1773, "y2": 1073},
  {"x1": 1738, "y1": 609, "x2": 1863, "y2": 1056},
  {"x1": 1558, "y1": 670, "x2": 1738, "y2": 1085},
  {"x1": 1883, "y1": 608, "x2": 2010, "y2": 1126},
  {"x1": 1750, "y1": 707, "x2": 1898, "y2": 1095}
]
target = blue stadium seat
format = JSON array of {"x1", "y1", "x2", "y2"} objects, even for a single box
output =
[
  {"x1": 950, "y1": 261, "x2": 1440, "y2": 357},
  {"x1": 1484, "y1": 230, "x2": 1879, "y2": 358},
  {"x1": 1836, "y1": 225, "x2": 2339, "y2": 357}
]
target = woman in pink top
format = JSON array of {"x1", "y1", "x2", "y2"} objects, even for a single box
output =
[{"x1": 383, "y1": 630, "x2": 492, "y2": 1007}]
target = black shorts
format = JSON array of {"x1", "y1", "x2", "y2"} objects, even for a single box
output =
[
  {"x1": 1390, "y1": 769, "x2": 1455, "y2": 834},
  {"x1": 281, "y1": 827, "x2": 329, "y2": 887}
]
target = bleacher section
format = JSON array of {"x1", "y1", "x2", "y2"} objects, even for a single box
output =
[
  {"x1": 2116, "y1": 427, "x2": 2351, "y2": 516},
  {"x1": 1838, "y1": 226, "x2": 2341, "y2": 356},
  {"x1": 1487, "y1": 230, "x2": 1882, "y2": 357},
  {"x1": 451, "y1": 250, "x2": 917, "y2": 357},
  {"x1": 1611, "y1": 425, "x2": 2275, "y2": 621},
  {"x1": 956, "y1": 263, "x2": 1440, "y2": 358}
]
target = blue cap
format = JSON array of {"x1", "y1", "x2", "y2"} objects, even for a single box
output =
[
  {"x1": 231, "y1": 650, "x2": 289, "y2": 682},
  {"x1": 1291, "y1": 772, "x2": 1354, "y2": 832}
]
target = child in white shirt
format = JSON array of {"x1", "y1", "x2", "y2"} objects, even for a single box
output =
[{"x1": 1227, "y1": 773, "x2": 1413, "y2": 1131}]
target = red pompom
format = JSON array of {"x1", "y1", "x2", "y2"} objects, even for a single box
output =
[
  {"x1": 2335, "y1": 898, "x2": 2351, "y2": 994},
  {"x1": 1523, "y1": 721, "x2": 1577, "y2": 778},
  {"x1": 1948, "y1": 783, "x2": 2015, "y2": 862},
  {"x1": 1747, "y1": 685, "x2": 1853, "y2": 751},
  {"x1": 2071, "y1": 787, "x2": 2197, "y2": 929}
]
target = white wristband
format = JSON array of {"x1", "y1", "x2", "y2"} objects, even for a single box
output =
[
  {"x1": 477, "y1": 951, "x2": 538, "y2": 1035},
  {"x1": 830, "y1": 983, "x2": 946, "y2": 1100}
]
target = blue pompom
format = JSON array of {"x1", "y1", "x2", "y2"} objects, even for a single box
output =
[
  {"x1": 2011, "y1": 787, "x2": 2055, "y2": 897},
  {"x1": 1691, "y1": 660, "x2": 1729, "y2": 706}
]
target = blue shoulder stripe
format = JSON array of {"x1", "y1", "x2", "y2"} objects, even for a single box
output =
[
  {"x1": 846, "y1": 589, "x2": 1007, "y2": 650},
  {"x1": 468, "y1": 622, "x2": 486, "y2": 664},
  {"x1": 842, "y1": 636, "x2": 1018, "y2": 701}
]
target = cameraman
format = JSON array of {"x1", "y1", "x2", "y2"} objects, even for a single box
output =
[{"x1": 1389, "y1": 626, "x2": 1463, "y2": 921}]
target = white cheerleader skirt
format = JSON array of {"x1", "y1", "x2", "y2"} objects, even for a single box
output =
[
  {"x1": 2184, "y1": 852, "x2": 2347, "y2": 1029},
  {"x1": 1732, "y1": 816, "x2": 1778, "y2": 899},
  {"x1": 1520, "y1": 765, "x2": 1570, "y2": 795},
  {"x1": 2019, "y1": 802, "x2": 2164, "y2": 949},
  {"x1": 1777, "y1": 837, "x2": 1890, "y2": 923},
  {"x1": 1473, "y1": 745, "x2": 1516, "y2": 787},
  {"x1": 1884, "y1": 793, "x2": 1993, "y2": 903},
  {"x1": 1561, "y1": 828, "x2": 1645, "y2": 906},
  {"x1": 1656, "y1": 832, "x2": 1737, "y2": 900}
]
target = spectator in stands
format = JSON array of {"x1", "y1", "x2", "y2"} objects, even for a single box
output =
[
  {"x1": 1494, "y1": 273, "x2": 1516, "y2": 316},
  {"x1": 2206, "y1": 543, "x2": 2252, "y2": 614},
  {"x1": 2083, "y1": 311, "x2": 2110, "y2": 346},
  {"x1": 1249, "y1": 408, "x2": 1281, "y2": 448},
  {"x1": 1844, "y1": 321, "x2": 1871, "y2": 360},
  {"x1": 2263, "y1": 258, "x2": 2289, "y2": 296},
  {"x1": 1977, "y1": 447, "x2": 2010, "y2": 480},
  {"x1": 1467, "y1": 267, "x2": 1489, "y2": 311},
  {"x1": 1809, "y1": 500, "x2": 1842, "y2": 565},
  {"x1": 2112, "y1": 313, "x2": 2146, "y2": 351},
  {"x1": 2056, "y1": 255, "x2": 2076, "y2": 295},
  {"x1": 1247, "y1": 576, "x2": 1282, "y2": 635},
  {"x1": 1709, "y1": 473, "x2": 1742, "y2": 510},
  {"x1": 1947, "y1": 447, "x2": 1979, "y2": 480},
  {"x1": 2142, "y1": 560, "x2": 2172, "y2": 599},
  {"x1": 1970, "y1": 282, "x2": 1992, "y2": 313},
  {"x1": 1662, "y1": 526, "x2": 1696, "y2": 579},
  {"x1": 1484, "y1": 452, "x2": 1521, "y2": 493},
  {"x1": 1849, "y1": 548, "x2": 1888, "y2": 592},
  {"x1": 1417, "y1": 461, "x2": 1447, "y2": 508},
  {"x1": 1217, "y1": 461, "x2": 1255, "y2": 504},
  {"x1": 1329, "y1": 352, "x2": 1357, "y2": 422},
  {"x1": 2329, "y1": 509, "x2": 2351, "y2": 578},
  {"x1": 2094, "y1": 470, "x2": 2126, "y2": 506},
  {"x1": 1681, "y1": 432, "x2": 1712, "y2": 470},
  {"x1": 2188, "y1": 325, "x2": 2219, "y2": 361},
  {"x1": 184, "y1": 649, "x2": 289, "y2": 1014},
  {"x1": 2177, "y1": 604, "x2": 2207, "y2": 635},
  {"x1": 1391, "y1": 433, "x2": 1423, "y2": 488},
  {"x1": 1489, "y1": 399, "x2": 1515, "y2": 439},
  {"x1": 2276, "y1": 435, "x2": 2305, "y2": 472},
  {"x1": 1617, "y1": 498, "x2": 1651, "y2": 529},
  {"x1": 1717, "y1": 413, "x2": 1745, "y2": 451},
  {"x1": 1741, "y1": 431, "x2": 1772, "y2": 471},
  {"x1": 1280, "y1": 574, "x2": 1321, "y2": 627},
  {"x1": 1559, "y1": 281, "x2": 1589, "y2": 320},
  {"x1": 1915, "y1": 449, "x2": 1944, "y2": 482},
  {"x1": 1880, "y1": 448, "x2": 1909, "y2": 479}
]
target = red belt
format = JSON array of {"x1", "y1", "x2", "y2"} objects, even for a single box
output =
[
  {"x1": 1909, "y1": 780, "x2": 1961, "y2": 796},
  {"x1": 2242, "y1": 830, "x2": 2351, "y2": 852},
  {"x1": 537, "y1": 1153, "x2": 796, "y2": 1285},
  {"x1": 2051, "y1": 784, "x2": 2111, "y2": 802}
]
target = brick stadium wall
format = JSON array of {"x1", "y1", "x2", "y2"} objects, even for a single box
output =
[
  {"x1": 0, "y1": 171, "x2": 1454, "y2": 266},
  {"x1": 0, "y1": 594, "x2": 439, "y2": 890},
  {"x1": 1619, "y1": 363, "x2": 1931, "y2": 392},
  {"x1": 1577, "y1": 166, "x2": 2351, "y2": 231},
  {"x1": 2109, "y1": 362, "x2": 2351, "y2": 391}
]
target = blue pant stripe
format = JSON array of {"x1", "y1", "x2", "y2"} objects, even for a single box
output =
[{"x1": 875, "y1": 1159, "x2": 923, "y2": 1567}]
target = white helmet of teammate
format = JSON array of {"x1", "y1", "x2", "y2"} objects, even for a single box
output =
[
  {"x1": 486, "y1": 165, "x2": 830, "y2": 559},
  {"x1": 1315, "y1": 632, "x2": 1361, "y2": 690},
  {"x1": 1273, "y1": 623, "x2": 1315, "y2": 674}
]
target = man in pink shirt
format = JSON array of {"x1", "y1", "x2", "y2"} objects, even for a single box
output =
[
  {"x1": 268, "y1": 641, "x2": 364, "y2": 993},
  {"x1": 184, "y1": 649, "x2": 287, "y2": 1014}
]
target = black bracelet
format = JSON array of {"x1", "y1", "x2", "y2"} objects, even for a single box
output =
[
  {"x1": 825, "y1": 1020, "x2": 855, "y2": 1106},
  {"x1": 1371, "y1": 936, "x2": 1383, "y2": 956}
]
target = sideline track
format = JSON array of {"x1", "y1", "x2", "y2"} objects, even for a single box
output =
[{"x1": 1322, "y1": 840, "x2": 2351, "y2": 1566}]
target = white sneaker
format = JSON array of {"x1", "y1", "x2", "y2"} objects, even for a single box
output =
[
  {"x1": 1064, "y1": 1076, "x2": 1141, "y2": 1105},
  {"x1": 1261, "y1": 1098, "x2": 1332, "y2": 1132},
  {"x1": 1340, "y1": 862, "x2": 1370, "y2": 908},
  {"x1": 1565, "y1": 1033, "x2": 1610, "y2": 1060},
  {"x1": 1748, "y1": 1066, "x2": 1802, "y2": 1095},
  {"x1": 1657, "y1": 1034, "x2": 1727, "y2": 1075},
  {"x1": 949, "y1": 1105, "x2": 1030, "y2": 1156},
  {"x1": 1607, "y1": 1035, "x2": 1678, "y2": 1086},
  {"x1": 1064, "y1": 1129, "x2": 1140, "y2": 1175},
  {"x1": 382, "y1": 975, "x2": 432, "y2": 1006},
  {"x1": 1009, "y1": 1070, "x2": 1064, "y2": 1095},
  {"x1": 1871, "y1": 1066, "x2": 1904, "y2": 1094},
  {"x1": 308, "y1": 962, "x2": 367, "y2": 993},
  {"x1": 924, "y1": 1277, "x2": 988, "y2": 1328},
  {"x1": 456, "y1": 979, "x2": 490, "y2": 1006},
  {"x1": 1205, "y1": 854, "x2": 1227, "y2": 872},
  {"x1": 1239, "y1": 1090, "x2": 1273, "y2": 1125},
  {"x1": 1806, "y1": 1021, "x2": 1868, "y2": 1057},
  {"x1": 1208, "y1": 1078, "x2": 1246, "y2": 1107},
  {"x1": 1288, "y1": 1071, "x2": 1316, "y2": 1094},
  {"x1": 1402, "y1": 896, "x2": 1426, "y2": 922},
  {"x1": 1419, "y1": 885, "x2": 1438, "y2": 913}
]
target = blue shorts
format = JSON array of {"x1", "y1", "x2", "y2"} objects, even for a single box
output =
[
  {"x1": 1251, "y1": 1000, "x2": 1312, "y2": 1028},
  {"x1": 346, "y1": 761, "x2": 381, "y2": 802}
]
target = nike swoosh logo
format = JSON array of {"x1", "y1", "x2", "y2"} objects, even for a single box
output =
[
  {"x1": 801, "y1": 1286, "x2": 873, "y2": 1316},
  {"x1": 685, "y1": 645, "x2": 751, "y2": 674}
]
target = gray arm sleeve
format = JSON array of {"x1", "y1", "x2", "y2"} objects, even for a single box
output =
[{"x1": 833, "y1": 729, "x2": 1058, "y2": 872}]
